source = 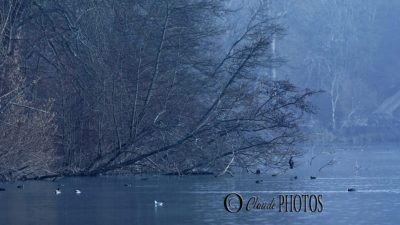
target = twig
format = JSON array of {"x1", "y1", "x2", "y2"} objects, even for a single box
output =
[
  {"x1": 318, "y1": 158, "x2": 338, "y2": 172},
  {"x1": 217, "y1": 152, "x2": 235, "y2": 177},
  {"x1": 0, "y1": 119, "x2": 15, "y2": 126},
  {"x1": 273, "y1": 168, "x2": 289, "y2": 176},
  {"x1": 10, "y1": 102, "x2": 49, "y2": 113}
]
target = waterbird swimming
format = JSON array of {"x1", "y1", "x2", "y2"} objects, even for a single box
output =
[
  {"x1": 75, "y1": 190, "x2": 81, "y2": 194},
  {"x1": 55, "y1": 188, "x2": 61, "y2": 195},
  {"x1": 17, "y1": 185, "x2": 24, "y2": 189},
  {"x1": 0, "y1": 188, "x2": 5, "y2": 191},
  {"x1": 310, "y1": 176, "x2": 317, "y2": 180},
  {"x1": 347, "y1": 188, "x2": 356, "y2": 192},
  {"x1": 154, "y1": 200, "x2": 164, "y2": 207}
]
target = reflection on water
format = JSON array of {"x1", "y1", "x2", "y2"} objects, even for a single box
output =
[{"x1": 0, "y1": 147, "x2": 399, "y2": 225}]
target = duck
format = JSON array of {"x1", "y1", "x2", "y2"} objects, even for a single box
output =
[
  {"x1": 310, "y1": 176, "x2": 317, "y2": 180},
  {"x1": 255, "y1": 169, "x2": 261, "y2": 174},
  {"x1": 55, "y1": 188, "x2": 61, "y2": 195},
  {"x1": 17, "y1": 184, "x2": 24, "y2": 189},
  {"x1": 75, "y1": 189, "x2": 81, "y2": 194},
  {"x1": 347, "y1": 188, "x2": 356, "y2": 192},
  {"x1": 255, "y1": 180, "x2": 263, "y2": 184},
  {"x1": 124, "y1": 184, "x2": 132, "y2": 187},
  {"x1": 154, "y1": 200, "x2": 164, "y2": 207},
  {"x1": 0, "y1": 188, "x2": 5, "y2": 191}
]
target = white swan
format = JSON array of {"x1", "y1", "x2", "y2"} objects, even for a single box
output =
[
  {"x1": 55, "y1": 188, "x2": 61, "y2": 195},
  {"x1": 75, "y1": 190, "x2": 81, "y2": 194}
]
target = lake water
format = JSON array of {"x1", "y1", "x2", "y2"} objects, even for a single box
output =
[{"x1": 1, "y1": 146, "x2": 400, "y2": 225}]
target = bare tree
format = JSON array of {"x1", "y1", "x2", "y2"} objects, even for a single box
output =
[
  {"x1": 0, "y1": 0, "x2": 316, "y2": 180},
  {"x1": 0, "y1": 0, "x2": 57, "y2": 181}
]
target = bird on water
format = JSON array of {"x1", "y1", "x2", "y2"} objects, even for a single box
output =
[{"x1": 154, "y1": 200, "x2": 164, "y2": 207}]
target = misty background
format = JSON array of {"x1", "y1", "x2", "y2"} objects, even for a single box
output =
[{"x1": 271, "y1": 0, "x2": 400, "y2": 144}]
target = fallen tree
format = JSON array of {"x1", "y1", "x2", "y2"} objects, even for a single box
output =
[{"x1": 0, "y1": 0, "x2": 316, "y2": 180}]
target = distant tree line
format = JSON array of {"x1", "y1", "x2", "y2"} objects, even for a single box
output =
[
  {"x1": 0, "y1": 0, "x2": 315, "y2": 181},
  {"x1": 274, "y1": 0, "x2": 396, "y2": 144}
]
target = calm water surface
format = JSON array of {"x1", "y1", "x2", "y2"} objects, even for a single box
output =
[{"x1": 0, "y1": 146, "x2": 399, "y2": 225}]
